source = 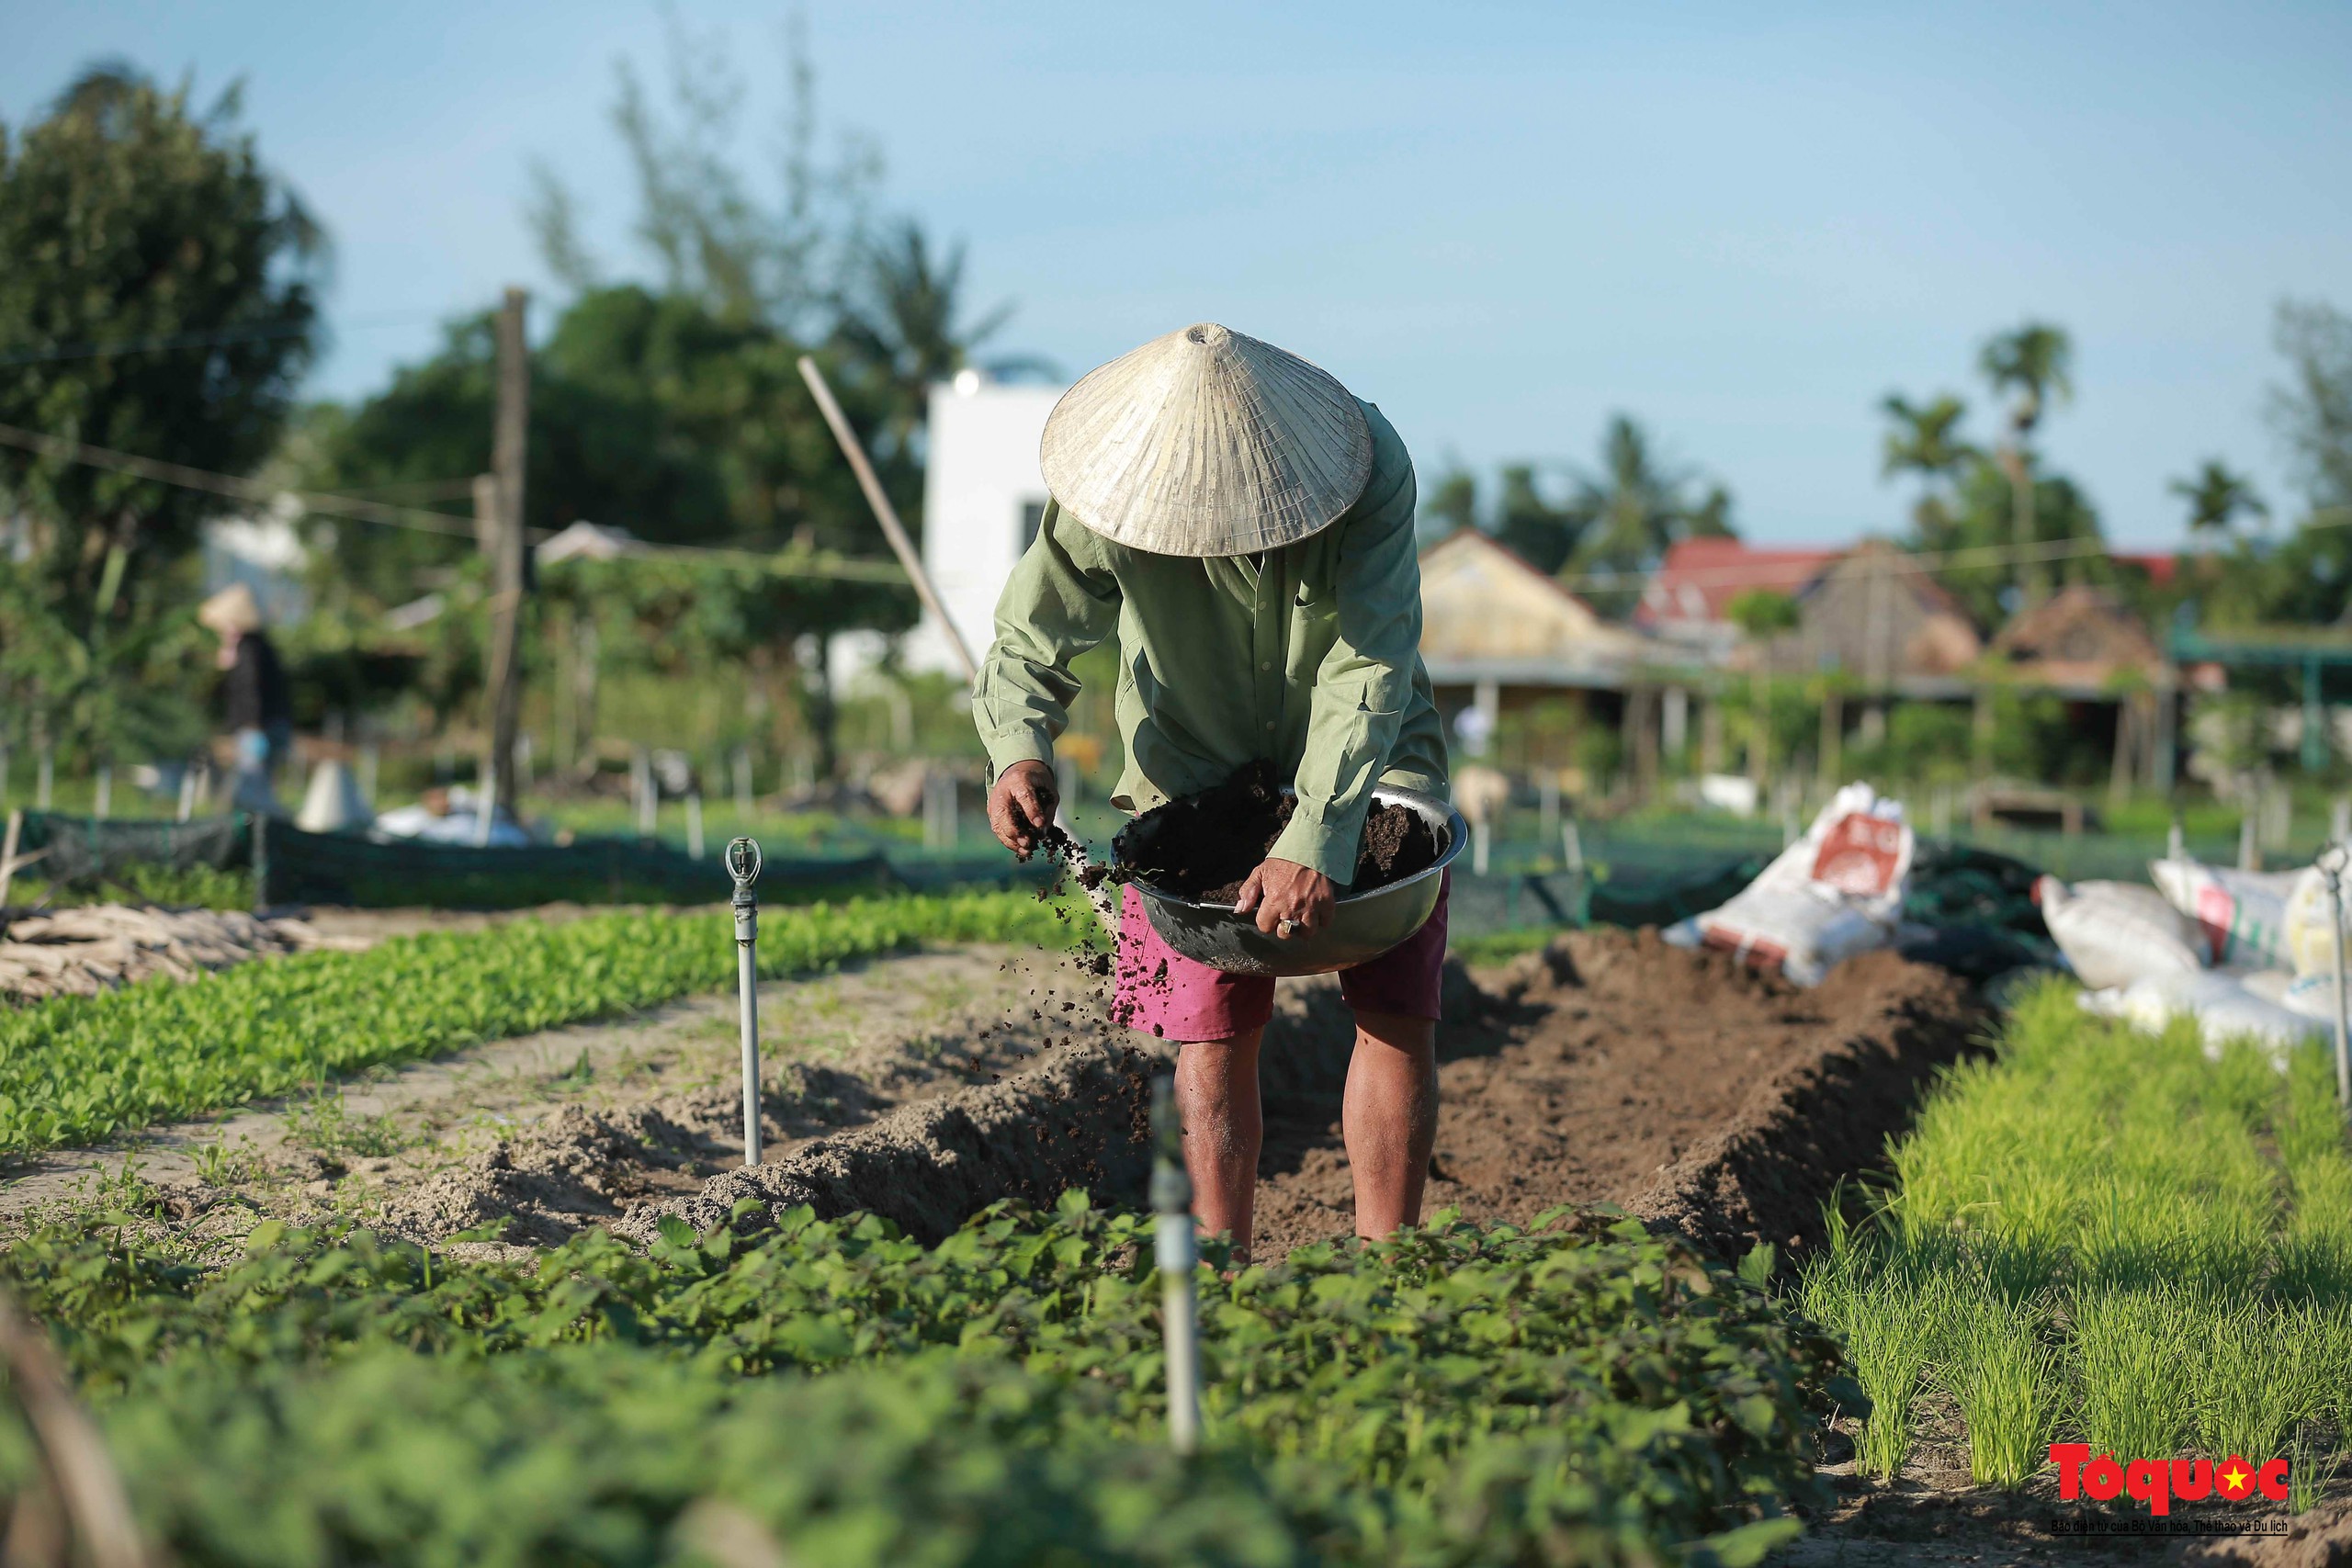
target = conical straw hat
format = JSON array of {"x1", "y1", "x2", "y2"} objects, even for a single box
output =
[
  {"x1": 198, "y1": 581, "x2": 264, "y2": 635},
  {"x1": 1039, "y1": 323, "x2": 1373, "y2": 557}
]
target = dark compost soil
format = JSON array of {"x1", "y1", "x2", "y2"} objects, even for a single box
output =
[
  {"x1": 627, "y1": 928, "x2": 1981, "y2": 1262},
  {"x1": 1113, "y1": 761, "x2": 1439, "y2": 902},
  {"x1": 1247, "y1": 930, "x2": 1979, "y2": 1258}
]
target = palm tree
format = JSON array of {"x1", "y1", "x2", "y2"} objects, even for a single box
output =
[
  {"x1": 2170, "y1": 459, "x2": 2267, "y2": 545},
  {"x1": 1879, "y1": 392, "x2": 1977, "y2": 536},
  {"x1": 832, "y1": 219, "x2": 1051, "y2": 447},
  {"x1": 1725, "y1": 588, "x2": 1801, "y2": 790},
  {"x1": 1978, "y1": 323, "x2": 2075, "y2": 608},
  {"x1": 1561, "y1": 415, "x2": 1732, "y2": 612}
]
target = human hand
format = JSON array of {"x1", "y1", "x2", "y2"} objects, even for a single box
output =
[
  {"x1": 986, "y1": 761, "x2": 1060, "y2": 859},
  {"x1": 1234, "y1": 857, "x2": 1336, "y2": 938}
]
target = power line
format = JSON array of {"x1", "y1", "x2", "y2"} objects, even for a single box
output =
[
  {"x1": 0, "y1": 417, "x2": 911, "y2": 582},
  {"x1": 17, "y1": 408, "x2": 2326, "y2": 601},
  {"x1": 0, "y1": 310, "x2": 442, "y2": 370},
  {"x1": 0, "y1": 418, "x2": 478, "y2": 537}
]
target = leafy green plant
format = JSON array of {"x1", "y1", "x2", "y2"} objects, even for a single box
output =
[
  {"x1": 2, "y1": 1198, "x2": 1839, "y2": 1566},
  {"x1": 283, "y1": 1089, "x2": 405, "y2": 1161},
  {"x1": 0, "y1": 889, "x2": 1092, "y2": 1153}
]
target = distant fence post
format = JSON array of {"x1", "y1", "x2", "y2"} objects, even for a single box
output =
[
  {"x1": 0, "y1": 810, "x2": 21, "y2": 910},
  {"x1": 250, "y1": 814, "x2": 271, "y2": 911}
]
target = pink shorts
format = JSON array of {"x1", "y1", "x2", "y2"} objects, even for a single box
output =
[{"x1": 1112, "y1": 874, "x2": 1451, "y2": 1043}]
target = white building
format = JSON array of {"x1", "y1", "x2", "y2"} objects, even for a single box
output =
[
  {"x1": 902, "y1": 372, "x2": 1065, "y2": 676},
  {"x1": 201, "y1": 499, "x2": 311, "y2": 627}
]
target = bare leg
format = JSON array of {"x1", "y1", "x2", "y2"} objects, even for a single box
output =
[
  {"x1": 1343, "y1": 1009, "x2": 1438, "y2": 1240},
  {"x1": 1175, "y1": 1028, "x2": 1264, "y2": 1261}
]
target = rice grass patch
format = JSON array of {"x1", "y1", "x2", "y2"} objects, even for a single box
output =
[
  {"x1": 1939, "y1": 1285, "x2": 2063, "y2": 1489},
  {"x1": 1802, "y1": 975, "x2": 2352, "y2": 1496}
]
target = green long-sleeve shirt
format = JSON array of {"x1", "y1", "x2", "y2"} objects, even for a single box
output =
[{"x1": 973, "y1": 399, "x2": 1449, "y2": 883}]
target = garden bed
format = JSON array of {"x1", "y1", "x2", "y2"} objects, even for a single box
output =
[
  {"x1": 1790, "y1": 980, "x2": 2352, "y2": 1561},
  {"x1": 622, "y1": 928, "x2": 1981, "y2": 1260},
  {"x1": 0, "y1": 910, "x2": 1999, "y2": 1565}
]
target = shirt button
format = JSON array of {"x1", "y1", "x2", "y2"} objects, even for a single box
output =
[
  {"x1": 1264, "y1": 721, "x2": 1276, "y2": 732},
  {"x1": 1260, "y1": 660, "x2": 1271, "y2": 671}
]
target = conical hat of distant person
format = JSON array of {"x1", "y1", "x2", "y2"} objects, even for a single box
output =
[
  {"x1": 1038, "y1": 323, "x2": 1374, "y2": 558},
  {"x1": 198, "y1": 581, "x2": 264, "y2": 635}
]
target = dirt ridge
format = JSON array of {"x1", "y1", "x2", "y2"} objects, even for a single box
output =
[{"x1": 622, "y1": 932, "x2": 1980, "y2": 1261}]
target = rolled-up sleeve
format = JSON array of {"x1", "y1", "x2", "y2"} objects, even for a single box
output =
[
  {"x1": 972, "y1": 501, "x2": 1122, "y2": 782},
  {"x1": 1268, "y1": 454, "x2": 1421, "y2": 882}
]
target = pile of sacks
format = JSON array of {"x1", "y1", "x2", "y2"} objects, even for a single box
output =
[
  {"x1": 2043, "y1": 857, "x2": 2350, "y2": 1064},
  {"x1": 1665, "y1": 783, "x2": 1916, "y2": 987}
]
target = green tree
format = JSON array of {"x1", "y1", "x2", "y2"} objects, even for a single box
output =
[
  {"x1": 290, "y1": 288, "x2": 914, "y2": 762},
  {"x1": 1563, "y1": 415, "x2": 1736, "y2": 612},
  {"x1": 1418, "y1": 464, "x2": 1476, "y2": 546},
  {"x1": 1878, "y1": 392, "x2": 1976, "y2": 534},
  {"x1": 2177, "y1": 300, "x2": 2352, "y2": 632},
  {"x1": 832, "y1": 220, "x2": 1049, "y2": 452},
  {"x1": 2267, "y1": 299, "x2": 2352, "y2": 520},
  {"x1": 1725, "y1": 588, "x2": 1800, "y2": 788},
  {"x1": 0, "y1": 63, "x2": 321, "y2": 763},
  {"x1": 1908, "y1": 457, "x2": 2107, "y2": 631},
  {"x1": 2170, "y1": 459, "x2": 2267, "y2": 544},
  {"x1": 529, "y1": 10, "x2": 879, "y2": 336},
  {"x1": 1977, "y1": 322, "x2": 2074, "y2": 607},
  {"x1": 1493, "y1": 463, "x2": 1583, "y2": 573}
]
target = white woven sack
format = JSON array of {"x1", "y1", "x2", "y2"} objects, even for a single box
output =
[
  {"x1": 1679, "y1": 782, "x2": 1913, "y2": 986},
  {"x1": 2149, "y1": 858, "x2": 2300, "y2": 970},
  {"x1": 2036, "y1": 876, "x2": 2202, "y2": 992}
]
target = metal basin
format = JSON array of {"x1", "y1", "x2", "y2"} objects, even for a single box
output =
[{"x1": 1128, "y1": 784, "x2": 1465, "y2": 977}]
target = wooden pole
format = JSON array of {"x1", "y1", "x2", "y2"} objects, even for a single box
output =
[
  {"x1": 0, "y1": 809, "x2": 20, "y2": 911},
  {"x1": 0, "y1": 1291, "x2": 154, "y2": 1568},
  {"x1": 796, "y1": 355, "x2": 979, "y2": 684},
  {"x1": 482, "y1": 287, "x2": 531, "y2": 816}
]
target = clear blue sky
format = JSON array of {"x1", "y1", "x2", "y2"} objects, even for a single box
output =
[{"x1": 6, "y1": 2, "x2": 2348, "y2": 547}]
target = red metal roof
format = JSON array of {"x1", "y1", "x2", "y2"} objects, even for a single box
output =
[
  {"x1": 2109, "y1": 550, "x2": 2179, "y2": 588},
  {"x1": 1635, "y1": 538, "x2": 1842, "y2": 626}
]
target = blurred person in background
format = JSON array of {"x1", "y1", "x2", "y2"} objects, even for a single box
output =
[
  {"x1": 198, "y1": 583, "x2": 292, "y2": 812},
  {"x1": 977, "y1": 322, "x2": 1449, "y2": 1263}
]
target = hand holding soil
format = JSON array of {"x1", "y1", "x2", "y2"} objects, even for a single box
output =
[
  {"x1": 1234, "y1": 857, "x2": 1334, "y2": 937},
  {"x1": 986, "y1": 761, "x2": 1059, "y2": 859}
]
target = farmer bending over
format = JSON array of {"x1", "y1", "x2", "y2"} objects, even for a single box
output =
[{"x1": 975, "y1": 323, "x2": 1451, "y2": 1261}]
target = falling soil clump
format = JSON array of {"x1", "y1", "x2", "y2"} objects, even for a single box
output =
[{"x1": 1114, "y1": 761, "x2": 1439, "y2": 902}]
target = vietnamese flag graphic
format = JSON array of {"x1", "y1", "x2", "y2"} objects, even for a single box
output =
[{"x1": 2217, "y1": 1457, "x2": 2255, "y2": 1500}]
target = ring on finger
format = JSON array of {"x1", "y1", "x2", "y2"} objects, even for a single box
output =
[{"x1": 1276, "y1": 918, "x2": 1299, "y2": 939}]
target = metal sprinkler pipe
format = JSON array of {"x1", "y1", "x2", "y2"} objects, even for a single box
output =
[
  {"x1": 728, "y1": 837, "x2": 765, "y2": 1167},
  {"x1": 2322, "y1": 843, "x2": 2352, "y2": 1114},
  {"x1": 1149, "y1": 1076, "x2": 1202, "y2": 1455}
]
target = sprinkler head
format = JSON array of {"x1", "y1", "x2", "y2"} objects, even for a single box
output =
[{"x1": 725, "y1": 836, "x2": 763, "y2": 891}]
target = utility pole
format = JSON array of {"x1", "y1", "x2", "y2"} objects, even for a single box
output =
[{"x1": 481, "y1": 287, "x2": 531, "y2": 817}]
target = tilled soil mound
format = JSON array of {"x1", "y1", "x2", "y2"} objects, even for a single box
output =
[
  {"x1": 622, "y1": 929, "x2": 1980, "y2": 1258},
  {"x1": 1249, "y1": 930, "x2": 1980, "y2": 1258}
]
